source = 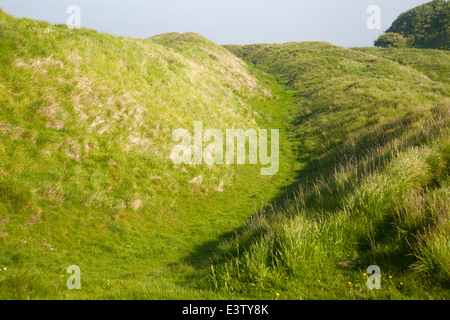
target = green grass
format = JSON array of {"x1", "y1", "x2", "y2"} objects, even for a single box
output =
[
  {"x1": 0, "y1": 9, "x2": 298, "y2": 299},
  {"x1": 0, "y1": 8, "x2": 449, "y2": 300},
  {"x1": 207, "y1": 43, "x2": 450, "y2": 299}
]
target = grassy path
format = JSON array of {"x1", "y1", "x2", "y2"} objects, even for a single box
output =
[
  {"x1": 0, "y1": 58, "x2": 300, "y2": 299},
  {"x1": 0, "y1": 9, "x2": 300, "y2": 299},
  {"x1": 141, "y1": 74, "x2": 300, "y2": 299}
]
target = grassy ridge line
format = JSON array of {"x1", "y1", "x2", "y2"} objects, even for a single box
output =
[
  {"x1": 208, "y1": 43, "x2": 450, "y2": 299},
  {"x1": 0, "y1": 9, "x2": 298, "y2": 299},
  {"x1": 224, "y1": 43, "x2": 449, "y2": 168},
  {"x1": 354, "y1": 47, "x2": 450, "y2": 83}
]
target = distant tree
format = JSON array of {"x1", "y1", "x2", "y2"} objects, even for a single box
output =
[
  {"x1": 375, "y1": 0, "x2": 449, "y2": 50},
  {"x1": 374, "y1": 33, "x2": 408, "y2": 48}
]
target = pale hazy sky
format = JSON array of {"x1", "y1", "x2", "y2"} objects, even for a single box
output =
[{"x1": 0, "y1": 0, "x2": 430, "y2": 47}]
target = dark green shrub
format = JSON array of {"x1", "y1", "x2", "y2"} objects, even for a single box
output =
[{"x1": 374, "y1": 32, "x2": 408, "y2": 48}]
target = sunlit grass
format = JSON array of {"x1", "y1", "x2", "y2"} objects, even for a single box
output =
[
  {"x1": 0, "y1": 8, "x2": 297, "y2": 299},
  {"x1": 0, "y1": 7, "x2": 448, "y2": 300},
  {"x1": 210, "y1": 43, "x2": 450, "y2": 299}
]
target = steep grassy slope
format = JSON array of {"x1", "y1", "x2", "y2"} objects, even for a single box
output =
[
  {"x1": 0, "y1": 9, "x2": 297, "y2": 299},
  {"x1": 208, "y1": 43, "x2": 450, "y2": 299}
]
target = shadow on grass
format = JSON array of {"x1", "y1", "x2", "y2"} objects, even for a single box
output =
[
  {"x1": 174, "y1": 79, "x2": 450, "y2": 300},
  {"x1": 176, "y1": 103, "x2": 443, "y2": 282}
]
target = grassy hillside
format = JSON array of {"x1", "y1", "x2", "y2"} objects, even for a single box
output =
[
  {"x1": 210, "y1": 43, "x2": 450, "y2": 299},
  {"x1": 0, "y1": 9, "x2": 297, "y2": 299},
  {"x1": 355, "y1": 47, "x2": 450, "y2": 83},
  {"x1": 0, "y1": 7, "x2": 449, "y2": 300}
]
